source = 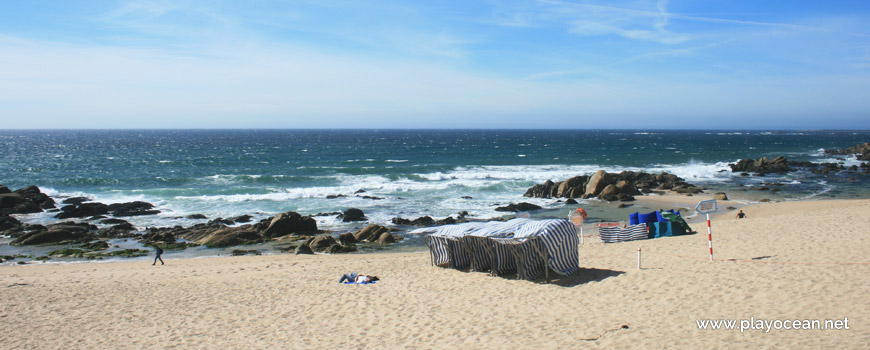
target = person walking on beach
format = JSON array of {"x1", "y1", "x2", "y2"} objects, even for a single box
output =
[
  {"x1": 152, "y1": 245, "x2": 164, "y2": 265},
  {"x1": 736, "y1": 210, "x2": 746, "y2": 219}
]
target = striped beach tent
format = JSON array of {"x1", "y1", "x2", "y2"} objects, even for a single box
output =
[
  {"x1": 420, "y1": 219, "x2": 579, "y2": 281},
  {"x1": 415, "y1": 222, "x2": 486, "y2": 268},
  {"x1": 599, "y1": 224, "x2": 648, "y2": 243},
  {"x1": 491, "y1": 219, "x2": 579, "y2": 280}
]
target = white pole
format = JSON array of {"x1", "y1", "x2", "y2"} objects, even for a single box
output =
[
  {"x1": 706, "y1": 213, "x2": 713, "y2": 261},
  {"x1": 580, "y1": 226, "x2": 583, "y2": 244},
  {"x1": 637, "y1": 247, "x2": 641, "y2": 270}
]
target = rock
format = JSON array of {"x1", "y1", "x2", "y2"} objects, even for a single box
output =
[
  {"x1": 495, "y1": 202, "x2": 542, "y2": 212},
  {"x1": 186, "y1": 214, "x2": 208, "y2": 219},
  {"x1": 825, "y1": 142, "x2": 870, "y2": 161},
  {"x1": 323, "y1": 244, "x2": 357, "y2": 254},
  {"x1": 0, "y1": 193, "x2": 41, "y2": 216},
  {"x1": 354, "y1": 224, "x2": 390, "y2": 242},
  {"x1": 229, "y1": 215, "x2": 253, "y2": 223},
  {"x1": 261, "y1": 212, "x2": 318, "y2": 237},
  {"x1": 0, "y1": 214, "x2": 24, "y2": 233},
  {"x1": 15, "y1": 186, "x2": 56, "y2": 210},
  {"x1": 461, "y1": 196, "x2": 473, "y2": 200},
  {"x1": 0, "y1": 185, "x2": 9, "y2": 194},
  {"x1": 326, "y1": 194, "x2": 347, "y2": 199},
  {"x1": 98, "y1": 222, "x2": 138, "y2": 238},
  {"x1": 294, "y1": 244, "x2": 314, "y2": 255},
  {"x1": 62, "y1": 197, "x2": 91, "y2": 205},
  {"x1": 199, "y1": 227, "x2": 262, "y2": 248},
  {"x1": 391, "y1": 216, "x2": 435, "y2": 227},
  {"x1": 11, "y1": 223, "x2": 97, "y2": 245},
  {"x1": 615, "y1": 180, "x2": 640, "y2": 196},
  {"x1": 584, "y1": 170, "x2": 613, "y2": 198},
  {"x1": 308, "y1": 235, "x2": 338, "y2": 251},
  {"x1": 338, "y1": 232, "x2": 358, "y2": 245},
  {"x1": 617, "y1": 203, "x2": 631, "y2": 208},
  {"x1": 376, "y1": 231, "x2": 396, "y2": 244},
  {"x1": 108, "y1": 201, "x2": 160, "y2": 217},
  {"x1": 55, "y1": 202, "x2": 110, "y2": 219},
  {"x1": 729, "y1": 156, "x2": 790, "y2": 174},
  {"x1": 523, "y1": 180, "x2": 557, "y2": 198},
  {"x1": 565, "y1": 198, "x2": 578, "y2": 205},
  {"x1": 339, "y1": 208, "x2": 367, "y2": 222},
  {"x1": 231, "y1": 249, "x2": 261, "y2": 256},
  {"x1": 713, "y1": 192, "x2": 728, "y2": 200},
  {"x1": 759, "y1": 198, "x2": 771, "y2": 203},
  {"x1": 557, "y1": 176, "x2": 588, "y2": 198}
]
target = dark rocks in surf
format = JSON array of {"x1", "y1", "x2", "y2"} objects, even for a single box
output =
[
  {"x1": 729, "y1": 156, "x2": 790, "y2": 174},
  {"x1": 495, "y1": 202, "x2": 542, "y2": 212},
  {"x1": 10, "y1": 222, "x2": 98, "y2": 246},
  {"x1": 523, "y1": 170, "x2": 698, "y2": 201},
  {"x1": 55, "y1": 200, "x2": 160, "y2": 219},
  {"x1": 260, "y1": 211, "x2": 318, "y2": 238},
  {"x1": 339, "y1": 208, "x2": 367, "y2": 222},
  {"x1": 0, "y1": 185, "x2": 55, "y2": 216},
  {"x1": 825, "y1": 142, "x2": 870, "y2": 161}
]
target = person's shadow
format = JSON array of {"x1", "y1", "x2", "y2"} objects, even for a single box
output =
[{"x1": 547, "y1": 268, "x2": 625, "y2": 287}]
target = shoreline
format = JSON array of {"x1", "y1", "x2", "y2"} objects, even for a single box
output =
[{"x1": 2, "y1": 198, "x2": 867, "y2": 349}]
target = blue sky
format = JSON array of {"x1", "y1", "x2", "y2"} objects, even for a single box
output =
[{"x1": 1, "y1": 0, "x2": 869, "y2": 129}]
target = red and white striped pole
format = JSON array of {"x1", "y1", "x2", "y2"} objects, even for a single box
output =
[{"x1": 706, "y1": 213, "x2": 713, "y2": 261}]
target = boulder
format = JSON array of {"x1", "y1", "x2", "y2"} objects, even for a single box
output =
[
  {"x1": 713, "y1": 192, "x2": 729, "y2": 200},
  {"x1": 376, "y1": 231, "x2": 396, "y2": 244},
  {"x1": 62, "y1": 197, "x2": 91, "y2": 205},
  {"x1": 11, "y1": 223, "x2": 96, "y2": 245},
  {"x1": 322, "y1": 244, "x2": 357, "y2": 254},
  {"x1": 186, "y1": 214, "x2": 208, "y2": 219},
  {"x1": 0, "y1": 214, "x2": 24, "y2": 234},
  {"x1": 557, "y1": 176, "x2": 588, "y2": 198},
  {"x1": 584, "y1": 170, "x2": 614, "y2": 198},
  {"x1": 0, "y1": 193, "x2": 41, "y2": 215},
  {"x1": 198, "y1": 227, "x2": 262, "y2": 248},
  {"x1": 391, "y1": 216, "x2": 435, "y2": 227},
  {"x1": 825, "y1": 142, "x2": 870, "y2": 161},
  {"x1": 55, "y1": 202, "x2": 110, "y2": 219},
  {"x1": 339, "y1": 208, "x2": 367, "y2": 222},
  {"x1": 338, "y1": 232, "x2": 358, "y2": 245},
  {"x1": 294, "y1": 244, "x2": 314, "y2": 255},
  {"x1": 729, "y1": 156, "x2": 790, "y2": 174},
  {"x1": 308, "y1": 235, "x2": 338, "y2": 251},
  {"x1": 354, "y1": 224, "x2": 390, "y2": 242},
  {"x1": 523, "y1": 180, "x2": 557, "y2": 198},
  {"x1": 108, "y1": 201, "x2": 160, "y2": 217},
  {"x1": 261, "y1": 212, "x2": 318, "y2": 238},
  {"x1": 15, "y1": 186, "x2": 56, "y2": 210},
  {"x1": 495, "y1": 202, "x2": 542, "y2": 212}
]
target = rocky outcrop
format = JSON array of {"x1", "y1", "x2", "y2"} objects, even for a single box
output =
[
  {"x1": 339, "y1": 208, "x2": 366, "y2": 222},
  {"x1": 391, "y1": 215, "x2": 462, "y2": 227},
  {"x1": 107, "y1": 201, "x2": 160, "y2": 217},
  {"x1": 55, "y1": 202, "x2": 110, "y2": 219},
  {"x1": 55, "y1": 201, "x2": 161, "y2": 219},
  {"x1": 1, "y1": 185, "x2": 56, "y2": 215},
  {"x1": 10, "y1": 222, "x2": 98, "y2": 246},
  {"x1": 524, "y1": 170, "x2": 699, "y2": 201},
  {"x1": 825, "y1": 142, "x2": 870, "y2": 161},
  {"x1": 260, "y1": 211, "x2": 318, "y2": 238},
  {"x1": 729, "y1": 156, "x2": 790, "y2": 174},
  {"x1": 495, "y1": 202, "x2": 542, "y2": 212}
]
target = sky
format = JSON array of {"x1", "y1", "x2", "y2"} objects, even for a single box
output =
[{"x1": 1, "y1": 0, "x2": 869, "y2": 129}]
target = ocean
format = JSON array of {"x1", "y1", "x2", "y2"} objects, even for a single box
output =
[{"x1": 2, "y1": 129, "x2": 869, "y2": 260}]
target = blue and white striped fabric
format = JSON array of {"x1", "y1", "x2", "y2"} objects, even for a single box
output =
[
  {"x1": 424, "y1": 222, "x2": 486, "y2": 267},
  {"x1": 423, "y1": 219, "x2": 579, "y2": 279},
  {"x1": 510, "y1": 219, "x2": 579, "y2": 278},
  {"x1": 599, "y1": 224, "x2": 648, "y2": 243}
]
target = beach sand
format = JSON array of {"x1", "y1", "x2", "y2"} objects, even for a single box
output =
[{"x1": 2, "y1": 198, "x2": 868, "y2": 349}]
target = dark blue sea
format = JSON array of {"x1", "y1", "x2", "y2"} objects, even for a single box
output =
[{"x1": 2, "y1": 129, "x2": 868, "y2": 260}]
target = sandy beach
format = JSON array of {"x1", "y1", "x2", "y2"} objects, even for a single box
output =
[{"x1": 2, "y1": 198, "x2": 868, "y2": 349}]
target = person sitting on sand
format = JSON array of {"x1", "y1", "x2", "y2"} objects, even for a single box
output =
[
  {"x1": 339, "y1": 272, "x2": 379, "y2": 284},
  {"x1": 736, "y1": 210, "x2": 746, "y2": 219}
]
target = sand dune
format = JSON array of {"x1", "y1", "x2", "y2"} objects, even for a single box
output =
[{"x1": 2, "y1": 199, "x2": 868, "y2": 349}]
